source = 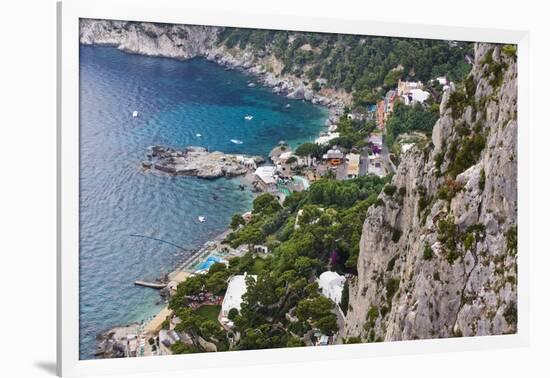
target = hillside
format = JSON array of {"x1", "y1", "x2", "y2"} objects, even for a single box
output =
[
  {"x1": 344, "y1": 43, "x2": 518, "y2": 341},
  {"x1": 79, "y1": 19, "x2": 472, "y2": 109}
]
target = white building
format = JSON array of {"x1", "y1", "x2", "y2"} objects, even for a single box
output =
[
  {"x1": 315, "y1": 132, "x2": 340, "y2": 145},
  {"x1": 368, "y1": 153, "x2": 385, "y2": 177},
  {"x1": 220, "y1": 274, "x2": 257, "y2": 317},
  {"x1": 254, "y1": 166, "x2": 277, "y2": 190},
  {"x1": 404, "y1": 88, "x2": 431, "y2": 105},
  {"x1": 398, "y1": 79, "x2": 430, "y2": 105},
  {"x1": 318, "y1": 271, "x2": 346, "y2": 305}
]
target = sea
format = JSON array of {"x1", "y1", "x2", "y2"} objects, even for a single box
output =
[{"x1": 79, "y1": 45, "x2": 328, "y2": 359}]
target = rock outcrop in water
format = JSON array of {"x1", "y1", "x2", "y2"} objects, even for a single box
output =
[
  {"x1": 144, "y1": 145, "x2": 264, "y2": 179},
  {"x1": 79, "y1": 19, "x2": 346, "y2": 117},
  {"x1": 344, "y1": 43, "x2": 518, "y2": 341}
]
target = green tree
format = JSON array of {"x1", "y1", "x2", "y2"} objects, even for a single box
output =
[
  {"x1": 205, "y1": 271, "x2": 229, "y2": 295},
  {"x1": 253, "y1": 193, "x2": 282, "y2": 215},
  {"x1": 230, "y1": 214, "x2": 245, "y2": 230},
  {"x1": 227, "y1": 308, "x2": 239, "y2": 321}
]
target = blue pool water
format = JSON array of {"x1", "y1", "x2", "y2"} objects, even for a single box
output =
[
  {"x1": 196, "y1": 256, "x2": 225, "y2": 271},
  {"x1": 79, "y1": 45, "x2": 328, "y2": 359}
]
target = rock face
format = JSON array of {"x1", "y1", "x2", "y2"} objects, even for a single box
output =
[
  {"x1": 344, "y1": 43, "x2": 518, "y2": 341},
  {"x1": 145, "y1": 145, "x2": 263, "y2": 179},
  {"x1": 80, "y1": 19, "x2": 219, "y2": 59},
  {"x1": 79, "y1": 19, "x2": 347, "y2": 114}
]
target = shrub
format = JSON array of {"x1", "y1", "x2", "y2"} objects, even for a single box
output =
[
  {"x1": 437, "y1": 217, "x2": 461, "y2": 263},
  {"x1": 506, "y1": 226, "x2": 518, "y2": 255},
  {"x1": 447, "y1": 132, "x2": 486, "y2": 178},
  {"x1": 340, "y1": 281, "x2": 349, "y2": 315},
  {"x1": 503, "y1": 302, "x2": 517, "y2": 325},
  {"x1": 384, "y1": 185, "x2": 397, "y2": 196},
  {"x1": 227, "y1": 308, "x2": 239, "y2": 321},
  {"x1": 481, "y1": 48, "x2": 508, "y2": 89},
  {"x1": 423, "y1": 244, "x2": 434, "y2": 260},
  {"x1": 447, "y1": 88, "x2": 467, "y2": 119},
  {"x1": 437, "y1": 178, "x2": 463, "y2": 201},
  {"x1": 502, "y1": 44, "x2": 517, "y2": 61},
  {"x1": 385, "y1": 278, "x2": 400, "y2": 301},
  {"x1": 463, "y1": 232, "x2": 475, "y2": 251},
  {"x1": 478, "y1": 168, "x2": 486, "y2": 191}
]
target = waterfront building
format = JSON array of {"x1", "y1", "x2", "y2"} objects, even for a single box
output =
[{"x1": 254, "y1": 166, "x2": 277, "y2": 191}]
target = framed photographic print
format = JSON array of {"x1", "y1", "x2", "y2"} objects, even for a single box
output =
[{"x1": 57, "y1": 0, "x2": 529, "y2": 376}]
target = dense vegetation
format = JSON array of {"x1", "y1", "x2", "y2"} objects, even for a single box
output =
[
  {"x1": 217, "y1": 28, "x2": 473, "y2": 105},
  {"x1": 384, "y1": 101, "x2": 439, "y2": 146},
  {"x1": 169, "y1": 175, "x2": 388, "y2": 352}
]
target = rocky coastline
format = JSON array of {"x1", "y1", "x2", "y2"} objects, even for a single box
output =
[
  {"x1": 143, "y1": 145, "x2": 264, "y2": 179},
  {"x1": 79, "y1": 18, "x2": 345, "y2": 357},
  {"x1": 79, "y1": 19, "x2": 346, "y2": 124}
]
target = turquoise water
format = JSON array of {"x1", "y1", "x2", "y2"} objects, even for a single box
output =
[
  {"x1": 79, "y1": 45, "x2": 328, "y2": 359},
  {"x1": 196, "y1": 256, "x2": 225, "y2": 271}
]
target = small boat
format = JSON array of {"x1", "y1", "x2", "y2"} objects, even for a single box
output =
[
  {"x1": 132, "y1": 110, "x2": 139, "y2": 118},
  {"x1": 212, "y1": 194, "x2": 219, "y2": 200},
  {"x1": 198, "y1": 216, "x2": 206, "y2": 223},
  {"x1": 196, "y1": 133, "x2": 202, "y2": 137},
  {"x1": 230, "y1": 139, "x2": 243, "y2": 145},
  {"x1": 284, "y1": 104, "x2": 291, "y2": 109},
  {"x1": 239, "y1": 184, "x2": 245, "y2": 191},
  {"x1": 247, "y1": 82, "x2": 256, "y2": 87},
  {"x1": 244, "y1": 115, "x2": 253, "y2": 121}
]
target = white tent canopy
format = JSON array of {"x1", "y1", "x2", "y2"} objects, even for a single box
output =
[
  {"x1": 221, "y1": 274, "x2": 257, "y2": 316},
  {"x1": 318, "y1": 271, "x2": 346, "y2": 305}
]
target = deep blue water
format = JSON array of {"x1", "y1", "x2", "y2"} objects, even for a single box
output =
[{"x1": 79, "y1": 45, "x2": 328, "y2": 359}]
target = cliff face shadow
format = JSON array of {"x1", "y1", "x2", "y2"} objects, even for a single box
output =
[{"x1": 34, "y1": 361, "x2": 57, "y2": 376}]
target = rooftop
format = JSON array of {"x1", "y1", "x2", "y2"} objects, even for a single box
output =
[
  {"x1": 254, "y1": 166, "x2": 277, "y2": 185},
  {"x1": 221, "y1": 274, "x2": 257, "y2": 316},
  {"x1": 318, "y1": 271, "x2": 346, "y2": 305}
]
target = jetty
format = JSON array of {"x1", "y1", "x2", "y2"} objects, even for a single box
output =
[{"x1": 133, "y1": 280, "x2": 166, "y2": 290}]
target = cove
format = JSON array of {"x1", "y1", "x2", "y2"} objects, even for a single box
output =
[{"x1": 78, "y1": 45, "x2": 328, "y2": 359}]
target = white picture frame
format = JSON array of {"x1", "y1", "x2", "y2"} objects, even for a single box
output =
[{"x1": 57, "y1": 0, "x2": 530, "y2": 376}]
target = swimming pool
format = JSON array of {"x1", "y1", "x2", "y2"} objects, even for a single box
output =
[{"x1": 195, "y1": 255, "x2": 224, "y2": 271}]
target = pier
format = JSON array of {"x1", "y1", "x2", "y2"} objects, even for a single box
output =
[{"x1": 133, "y1": 281, "x2": 166, "y2": 290}]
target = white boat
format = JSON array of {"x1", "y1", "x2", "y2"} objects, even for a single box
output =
[
  {"x1": 230, "y1": 139, "x2": 243, "y2": 145},
  {"x1": 196, "y1": 133, "x2": 202, "y2": 137},
  {"x1": 198, "y1": 216, "x2": 206, "y2": 223},
  {"x1": 284, "y1": 104, "x2": 291, "y2": 109},
  {"x1": 132, "y1": 110, "x2": 139, "y2": 118},
  {"x1": 244, "y1": 115, "x2": 253, "y2": 121},
  {"x1": 247, "y1": 82, "x2": 256, "y2": 87}
]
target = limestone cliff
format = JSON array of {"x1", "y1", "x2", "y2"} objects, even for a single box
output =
[{"x1": 344, "y1": 43, "x2": 518, "y2": 341}]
